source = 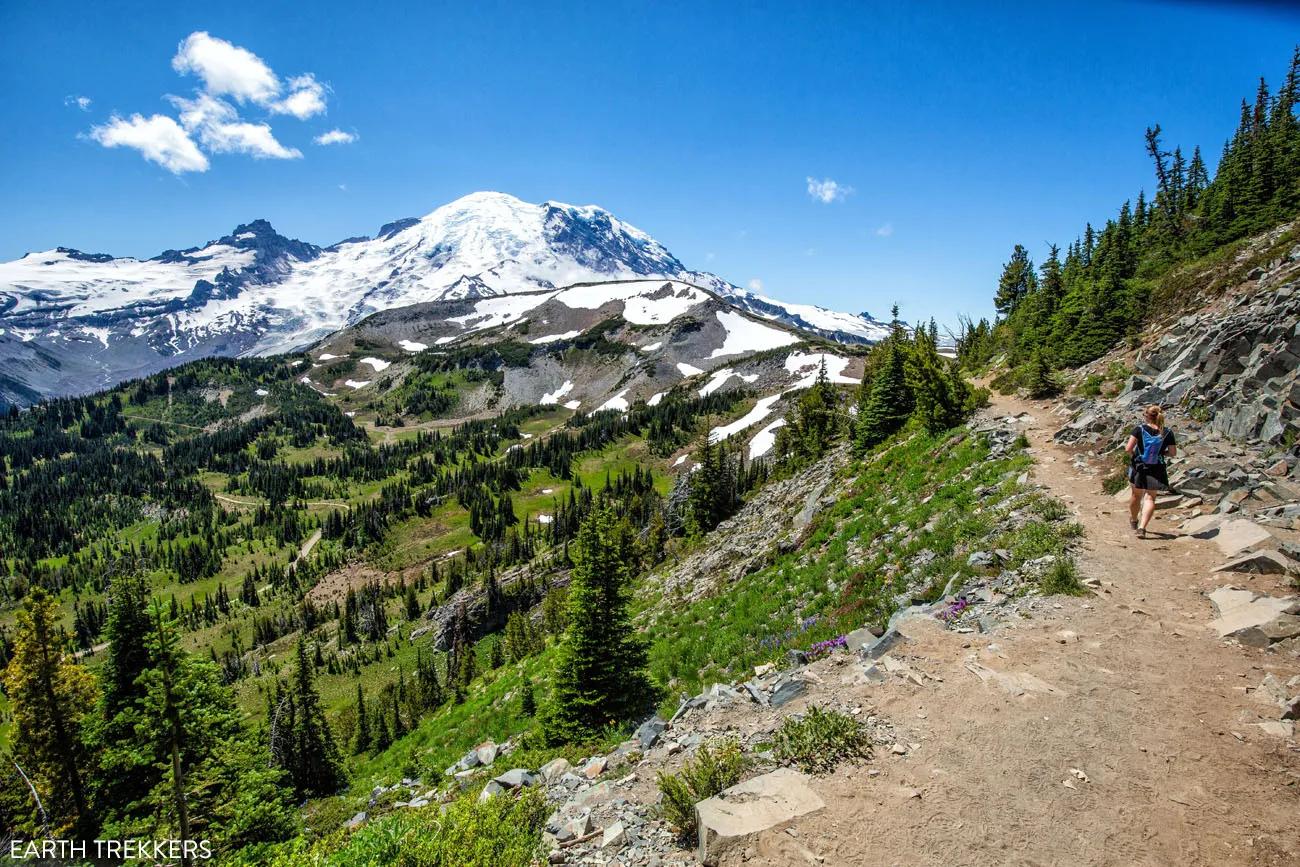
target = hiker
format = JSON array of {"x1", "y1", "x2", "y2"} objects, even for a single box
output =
[{"x1": 1126, "y1": 404, "x2": 1177, "y2": 539}]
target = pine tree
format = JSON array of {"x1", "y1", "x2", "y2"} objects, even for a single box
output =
[
  {"x1": 521, "y1": 677, "x2": 536, "y2": 716},
  {"x1": 908, "y1": 323, "x2": 971, "y2": 434},
  {"x1": 90, "y1": 568, "x2": 156, "y2": 819},
  {"x1": 2, "y1": 588, "x2": 99, "y2": 837},
  {"x1": 405, "y1": 583, "x2": 422, "y2": 621},
  {"x1": 139, "y1": 600, "x2": 197, "y2": 864},
  {"x1": 353, "y1": 683, "x2": 371, "y2": 754},
  {"x1": 1025, "y1": 347, "x2": 1057, "y2": 398},
  {"x1": 282, "y1": 637, "x2": 346, "y2": 797},
  {"x1": 105, "y1": 599, "x2": 298, "y2": 853},
  {"x1": 543, "y1": 508, "x2": 654, "y2": 744},
  {"x1": 855, "y1": 338, "x2": 912, "y2": 452},
  {"x1": 994, "y1": 245, "x2": 1035, "y2": 316}
]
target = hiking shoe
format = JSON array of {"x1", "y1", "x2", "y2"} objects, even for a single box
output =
[
  {"x1": 1130, "y1": 520, "x2": 1138, "y2": 530},
  {"x1": 1136, "y1": 527, "x2": 1147, "y2": 539}
]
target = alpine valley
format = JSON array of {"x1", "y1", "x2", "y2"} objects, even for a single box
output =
[{"x1": 0, "y1": 191, "x2": 891, "y2": 406}]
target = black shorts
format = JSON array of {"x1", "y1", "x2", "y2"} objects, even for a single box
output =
[{"x1": 1130, "y1": 462, "x2": 1170, "y2": 492}]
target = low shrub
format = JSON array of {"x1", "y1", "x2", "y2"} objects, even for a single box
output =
[
  {"x1": 656, "y1": 737, "x2": 750, "y2": 838},
  {"x1": 1033, "y1": 497, "x2": 1070, "y2": 522},
  {"x1": 1040, "y1": 557, "x2": 1088, "y2": 597},
  {"x1": 1076, "y1": 374, "x2": 1104, "y2": 396},
  {"x1": 233, "y1": 788, "x2": 547, "y2": 867},
  {"x1": 772, "y1": 705, "x2": 871, "y2": 774}
]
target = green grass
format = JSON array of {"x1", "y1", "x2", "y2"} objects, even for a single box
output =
[
  {"x1": 644, "y1": 428, "x2": 1036, "y2": 697},
  {"x1": 1040, "y1": 557, "x2": 1089, "y2": 596},
  {"x1": 229, "y1": 788, "x2": 548, "y2": 867}
]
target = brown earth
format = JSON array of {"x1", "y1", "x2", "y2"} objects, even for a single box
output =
[{"x1": 657, "y1": 391, "x2": 1300, "y2": 867}]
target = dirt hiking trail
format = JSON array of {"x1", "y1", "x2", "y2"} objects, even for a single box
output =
[{"x1": 723, "y1": 392, "x2": 1300, "y2": 867}]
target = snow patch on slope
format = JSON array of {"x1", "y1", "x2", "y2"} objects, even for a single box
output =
[
  {"x1": 709, "y1": 394, "x2": 781, "y2": 444},
  {"x1": 596, "y1": 390, "x2": 630, "y2": 412},
  {"x1": 540, "y1": 380, "x2": 574, "y2": 405},
  {"x1": 749, "y1": 418, "x2": 787, "y2": 459},
  {"x1": 710, "y1": 310, "x2": 799, "y2": 358}
]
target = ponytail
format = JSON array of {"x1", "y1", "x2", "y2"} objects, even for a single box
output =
[{"x1": 1144, "y1": 405, "x2": 1165, "y2": 434}]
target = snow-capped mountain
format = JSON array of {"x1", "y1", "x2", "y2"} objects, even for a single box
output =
[{"x1": 0, "y1": 191, "x2": 890, "y2": 404}]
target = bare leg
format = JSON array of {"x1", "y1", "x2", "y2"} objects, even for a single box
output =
[
  {"x1": 1129, "y1": 485, "x2": 1141, "y2": 525},
  {"x1": 1139, "y1": 491, "x2": 1157, "y2": 531}
]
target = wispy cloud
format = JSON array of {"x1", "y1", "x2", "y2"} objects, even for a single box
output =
[
  {"x1": 65, "y1": 95, "x2": 92, "y2": 111},
  {"x1": 89, "y1": 114, "x2": 209, "y2": 174},
  {"x1": 748, "y1": 279, "x2": 763, "y2": 292},
  {"x1": 314, "y1": 129, "x2": 357, "y2": 146},
  {"x1": 90, "y1": 31, "x2": 345, "y2": 173},
  {"x1": 876, "y1": 222, "x2": 894, "y2": 237},
  {"x1": 170, "y1": 93, "x2": 301, "y2": 160},
  {"x1": 806, "y1": 176, "x2": 853, "y2": 203}
]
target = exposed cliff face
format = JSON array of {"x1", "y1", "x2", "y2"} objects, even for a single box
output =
[{"x1": 1124, "y1": 282, "x2": 1300, "y2": 443}]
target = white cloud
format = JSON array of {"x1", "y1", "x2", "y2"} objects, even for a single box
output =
[
  {"x1": 876, "y1": 222, "x2": 894, "y2": 237},
  {"x1": 91, "y1": 31, "x2": 341, "y2": 173},
  {"x1": 172, "y1": 32, "x2": 281, "y2": 105},
  {"x1": 748, "y1": 279, "x2": 763, "y2": 292},
  {"x1": 338, "y1": 184, "x2": 347, "y2": 191},
  {"x1": 274, "y1": 74, "x2": 327, "y2": 119},
  {"x1": 806, "y1": 176, "x2": 853, "y2": 203},
  {"x1": 704, "y1": 252, "x2": 715, "y2": 262},
  {"x1": 65, "y1": 95, "x2": 92, "y2": 111},
  {"x1": 170, "y1": 94, "x2": 300, "y2": 159},
  {"x1": 89, "y1": 114, "x2": 209, "y2": 174},
  {"x1": 314, "y1": 129, "x2": 356, "y2": 145}
]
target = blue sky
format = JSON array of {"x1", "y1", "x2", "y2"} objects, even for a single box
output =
[{"x1": 1, "y1": 1, "x2": 1297, "y2": 326}]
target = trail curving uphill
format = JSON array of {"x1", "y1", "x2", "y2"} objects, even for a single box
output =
[{"x1": 731, "y1": 392, "x2": 1300, "y2": 867}]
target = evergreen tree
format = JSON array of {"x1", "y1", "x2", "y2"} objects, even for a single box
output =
[
  {"x1": 908, "y1": 322, "x2": 972, "y2": 434},
  {"x1": 1025, "y1": 348, "x2": 1058, "y2": 398},
  {"x1": 91, "y1": 569, "x2": 156, "y2": 818},
  {"x1": 353, "y1": 683, "x2": 371, "y2": 754},
  {"x1": 855, "y1": 338, "x2": 912, "y2": 452},
  {"x1": 280, "y1": 637, "x2": 346, "y2": 798},
  {"x1": 994, "y1": 245, "x2": 1035, "y2": 316},
  {"x1": 543, "y1": 508, "x2": 655, "y2": 743},
  {"x1": 100, "y1": 599, "x2": 299, "y2": 853},
  {"x1": 404, "y1": 582, "x2": 422, "y2": 621},
  {"x1": 2, "y1": 588, "x2": 99, "y2": 837},
  {"x1": 521, "y1": 677, "x2": 536, "y2": 716}
]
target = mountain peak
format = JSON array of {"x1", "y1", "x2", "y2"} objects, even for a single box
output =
[{"x1": 0, "y1": 191, "x2": 893, "y2": 404}]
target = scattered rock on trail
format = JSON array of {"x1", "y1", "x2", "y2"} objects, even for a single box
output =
[
  {"x1": 1211, "y1": 549, "x2": 1298, "y2": 576},
  {"x1": 695, "y1": 768, "x2": 825, "y2": 866},
  {"x1": 1207, "y1": 586, "x2": 1298, "y2": 644}
]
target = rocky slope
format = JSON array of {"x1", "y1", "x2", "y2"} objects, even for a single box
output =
[
  {"x1": 0, "y1": 192, "x2": 892, "y2": 406},
  {"x1": 1047, "y1": 221, "x2": 1300, "y2": 531}
]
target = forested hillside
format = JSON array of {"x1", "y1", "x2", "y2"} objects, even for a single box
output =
[
  {"x1": 960, "y1": 51, "x2": 1300, "y2": 384},
  {"x1": 0, "y1": 311, "x2": 980, "y2": 863}
]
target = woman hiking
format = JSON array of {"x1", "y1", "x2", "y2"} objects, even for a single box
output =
[{"x1": 1127, "y1": 404, "x2": 1177, "y2": 539}]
